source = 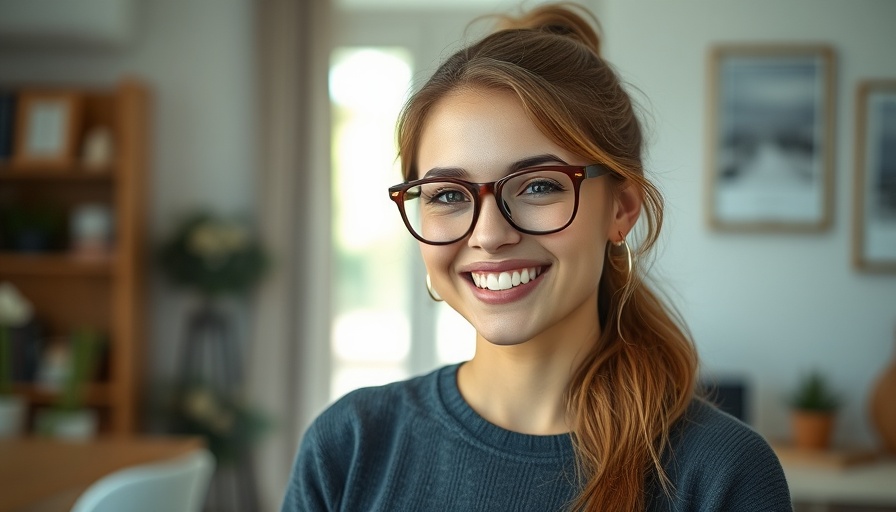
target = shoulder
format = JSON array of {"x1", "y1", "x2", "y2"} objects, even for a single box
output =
[
  {"x1": 282, "y1": 367, "x2": 450, "y2": 511},
  {"x1": 671, "y1": 398, "x2": 776, "y2": 463},
  {"x1": 657, "y1": 398, "x2": 792, "y2": 511}
]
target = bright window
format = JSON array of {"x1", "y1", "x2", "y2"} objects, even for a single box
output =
[{"x1": 329, "y1": 46, "x2": 474, "y2": 402}]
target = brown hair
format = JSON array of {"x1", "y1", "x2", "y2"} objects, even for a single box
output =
[{"x1": 396, "y1": 2, "x2": 698, "y2": 510}]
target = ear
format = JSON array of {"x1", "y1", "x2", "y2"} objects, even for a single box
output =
[{"x1": 607, "y1": 180, "x2": 642, "y2": 242}]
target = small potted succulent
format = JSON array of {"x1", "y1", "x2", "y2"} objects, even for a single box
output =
[
  {"x1": 35, "y1": 328, "x2": 104, "y2": 439},
  {"x1": 788, "y1": 370, "x2": 841, "y2": 450}
]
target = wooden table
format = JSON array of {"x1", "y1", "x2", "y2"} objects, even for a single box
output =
[
  {"x1": 0, "y1": 436, "x2": 204, "y2": 512},
  {"x1": 774, "y1": 445, "x2": 896, "y2": 511}
]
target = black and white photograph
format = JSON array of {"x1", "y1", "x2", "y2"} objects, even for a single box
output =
[
  {"x1": 854, "y1": 80, "x2": 896, "y2": 271},
  {"x1": 707, "y1": 46, "x2": 834, "y2": 231}
]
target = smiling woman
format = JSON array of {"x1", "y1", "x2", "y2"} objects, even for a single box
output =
[{"x1": 283, "y1": 3, "x2": 792, "y2": 511}]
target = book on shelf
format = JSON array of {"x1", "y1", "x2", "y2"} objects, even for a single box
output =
[
  {"x1": 6, "y1": 320, "x2": 44, "y2": 383},
  {"x1": 0, "y1": 91, "x2": 15, "y2": 162}
]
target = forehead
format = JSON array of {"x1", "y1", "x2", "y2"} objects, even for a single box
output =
[{"x1": 416, "y1": 87, "x2": 582, "y2": 181}]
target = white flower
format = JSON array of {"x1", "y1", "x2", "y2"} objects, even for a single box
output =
[
  {"x1": 187, "y1": 221, "x2": 250, "y2": 266},
  {"x1": 0, "y1": 282, "x2": 34, "y2": 326},
  {"x1": 182, "y1": 388, "x2": 218, "y2": 419}
]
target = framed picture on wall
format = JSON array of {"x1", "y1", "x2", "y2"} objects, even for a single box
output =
[
  {"x1": 12, "y1": 90, "x2": 83, "y2": 170},
  {"x1": 854, "y1": 80, "x2": 896, "y2": 272},
  {"x1": 706, "y1": 45, "x2": 835, "y2": 231}
]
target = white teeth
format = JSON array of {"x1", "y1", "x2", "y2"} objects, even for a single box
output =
[
  {"x1": 498, "y1": 272, "x2": 512, "y2": 290},
  {"x1": 472, "y1": 267, "x2": 541, "y2": 290}
]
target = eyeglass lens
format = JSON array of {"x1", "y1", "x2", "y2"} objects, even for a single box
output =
[{"x1": 401, "y1": 169, "x2": 577, "y2": 244}]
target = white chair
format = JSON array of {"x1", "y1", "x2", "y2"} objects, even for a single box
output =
[{"x1": 70, "y1": 448, "x2": 215, "y2": 512}]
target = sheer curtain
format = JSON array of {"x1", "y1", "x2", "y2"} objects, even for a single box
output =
[{"x1": 249, "y1": 0, "x2": 332, "y2": 509}]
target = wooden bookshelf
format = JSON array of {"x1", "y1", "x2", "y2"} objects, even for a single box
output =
[{"x1": 0, "y1": 79, "x2": 149, "y2": 435}]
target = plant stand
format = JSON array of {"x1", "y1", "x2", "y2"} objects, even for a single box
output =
[{"x1": 175, "y1": 301, "x2": 259, "y2": 512}]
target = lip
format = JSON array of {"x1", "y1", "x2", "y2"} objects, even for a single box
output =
[
  {"x1": 457, "y1": 259, "x2": 548, "y2": 273},
  {"x1": 458, "y1": 259, "x2": 550, "y2": 305}
]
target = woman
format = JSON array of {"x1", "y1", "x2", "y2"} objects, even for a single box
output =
[{"x1": 282, "y1": 3, "x2": 791, "y2": 511}]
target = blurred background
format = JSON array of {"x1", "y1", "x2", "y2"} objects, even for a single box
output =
[{"x1": 0, "y1": 0, "x2": 894, "y2": 511}]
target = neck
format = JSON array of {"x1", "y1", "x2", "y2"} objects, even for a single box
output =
[{"x1": 457, "y1": 291, "x2": 600, "y2": 435}]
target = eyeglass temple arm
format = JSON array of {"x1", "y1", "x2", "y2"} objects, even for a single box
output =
[{"x1": 585, "y1": 164, "x2": 611, "y2": 179}]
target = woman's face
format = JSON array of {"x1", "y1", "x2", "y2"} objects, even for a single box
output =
[{"x1": 416, "y1": 87, "x2": 630, "y2": 346}]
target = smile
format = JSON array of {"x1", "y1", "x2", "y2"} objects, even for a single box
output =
[{"x1": 470, "y1": 267, "x2": 543, "y2": 291}]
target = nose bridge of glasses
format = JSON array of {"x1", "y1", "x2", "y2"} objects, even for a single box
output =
[
  {"x1": 474, "y1": 181, "x2": 496, "y2": 199},
  {"x1": 470, "y1": 180, "x2": 518, "y2": 233}
]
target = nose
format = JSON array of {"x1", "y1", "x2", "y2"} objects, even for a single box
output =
[{"x1": 467, "y1": 192, "x2": 521, "y2": 252}]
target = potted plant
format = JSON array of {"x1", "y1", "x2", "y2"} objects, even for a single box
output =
[
  {"x1": 35, "y1": 328, "x2": 104, "y2": 439},
  {"x1": 788, "y1": 370, "x2": 841, "y2": 450},
  {"x1": 0, "y1": 282, "x2": 34, "y2": 438},
  {"x1": 158, "y1": 211, "x2": 269, "y2": 299},
  {"x1": 0, "y1": 205, "x2": 65, "y2": 252},
  {"x1": 157, "y1": 211, "x2": 271, "y2": 464}
]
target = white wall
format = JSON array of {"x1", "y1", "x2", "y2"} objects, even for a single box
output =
[
  {"x1": 0, "y1": 0, "x2": 257, "y2": 392},
  {"x1": 599, "y1": 0, "x2": 896, "y2": 445}
]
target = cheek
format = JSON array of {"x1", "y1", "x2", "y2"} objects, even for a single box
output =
[
  {"x1": 419, "y1": 243, "x2": 456, "y2": 278},
  {"x1": 558, "y1": 191, "x2": 614, "y2": 275}
]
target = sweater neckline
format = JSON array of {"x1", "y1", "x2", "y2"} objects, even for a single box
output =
[{"x1": 435, "y1": 363, "x2": 575, "y2": 461}]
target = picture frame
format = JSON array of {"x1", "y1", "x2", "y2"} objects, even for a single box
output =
[
  {"x1": 12, "y1": 90, "x2": 83, "y2": 170},
  {"x1": 853, "y1": 80, "x2": 896, "y2": 272},
  {"x1": 706, "y1": 45, "x2": 835, "y2": 231}
]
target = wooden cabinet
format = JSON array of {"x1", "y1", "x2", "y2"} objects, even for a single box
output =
[{"x1": 0, "y1": 79, "x2": 149, "y2": 435}]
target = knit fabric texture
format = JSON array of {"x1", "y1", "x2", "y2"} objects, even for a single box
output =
[{"x1": 281, "y1": 364, "x2": 792, "y2": 511}]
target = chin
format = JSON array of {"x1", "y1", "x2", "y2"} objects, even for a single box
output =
[{"x1": 471, "y1": 317, "x2": 540, "y2": 346}]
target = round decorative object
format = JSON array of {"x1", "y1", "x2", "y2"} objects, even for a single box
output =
[
  {"x1": 81, "y1": 126, "x2": 114, "y2": 170},
  {"x1": 869, "y1": 340, "x2": 896, "y2": 454},
  {"x1": 70, "y1": 203, "x2": 114, "y2": 257}
]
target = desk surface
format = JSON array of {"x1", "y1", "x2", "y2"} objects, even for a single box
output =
[
  {"x1": 0, "y1": 436, "x2": 204, "y2": 512},
  {"x1": 782, "y1": 457, "x2": 896, "y2": 506}
]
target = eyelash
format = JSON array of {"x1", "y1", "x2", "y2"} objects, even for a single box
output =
[{"x1": 425, "y1": 187, "x2": 469, "y2": 204}]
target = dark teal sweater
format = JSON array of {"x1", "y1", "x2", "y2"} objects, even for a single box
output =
[{"x1": 282, "y1": 365, "x2": 791, "y2": 511}]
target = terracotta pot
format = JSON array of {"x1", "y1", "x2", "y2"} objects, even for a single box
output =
[
  {"x1": 792, "y1": 410, "x2": 835, "y2": 450},
  {"x1": 869, "y1": 340, "x2": 896, "y2": 454}
]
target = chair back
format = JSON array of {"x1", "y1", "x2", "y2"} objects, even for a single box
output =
[{"x1": 70, "y1": 448, "x2": 215, "y2": 512}]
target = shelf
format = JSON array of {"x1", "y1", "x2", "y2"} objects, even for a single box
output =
[
  {"x1": 0, "y1": 252, "x2": 116, "y2": 277},
  {"x1": 0, "y1": 165, "x2": 116, "y2": 182},
  {"x1": 12, "y1": 382, "x2": 114, "y2": 407}
]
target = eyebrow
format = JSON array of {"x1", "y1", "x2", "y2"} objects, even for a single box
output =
[{"x1": 421, "y1": 154, "x2": 569, "y2": 179}]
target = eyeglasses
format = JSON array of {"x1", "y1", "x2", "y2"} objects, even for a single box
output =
[{"x1": 388, "y1": 164, "x2": 611, "y2": 245}]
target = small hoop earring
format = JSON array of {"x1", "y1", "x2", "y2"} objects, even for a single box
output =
[
  {"x1": 609, "y1": 231, "x2": 633, "y2": 275},
  {"x1": 425, "y1": 274, "x2": 443, "y2": 302}
]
